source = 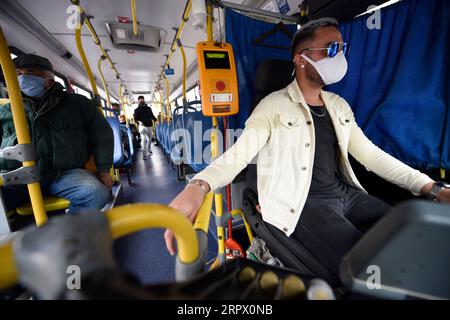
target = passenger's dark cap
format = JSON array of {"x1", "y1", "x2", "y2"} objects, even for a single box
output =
[{"x1": 13, "y1": 53, "x2": 54, "y2": 72}]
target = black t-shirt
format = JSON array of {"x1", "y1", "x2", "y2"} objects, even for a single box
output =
[
  {"x1": 134, "y1": 104, "x2": 157, "y2": 127},
  {"x1": 308, "y1": 104, "x2": 348, "y2": 198}
]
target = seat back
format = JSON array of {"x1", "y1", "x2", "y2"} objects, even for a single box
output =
[
  {"x1": 102, "y1": 107, "x2": 124, "y2": 167},
  {"x1": 183, "y1": 104, "x2": 214, "y2": 173},
  {"x1": 247, "y1": 59, "x2": 294, "y2": 191},
  {"x1": 105, "y1": 116, "x2": 124, "y2": 166}
]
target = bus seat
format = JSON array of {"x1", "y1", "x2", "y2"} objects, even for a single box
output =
[
  {"x1": 16, "y1": 196, "x2": 70, "y2": 216},
  {"x1": 183, "y1": 108, "x2": 214, "y2": 173},
  {"x1": 170, "y1": 107, "x2": 185, "y2": 164},
  {"x1": 155, "y1": 123, "x2": 162, "y2": 145},
  {"x1": 162, "y1": 122, "x2": 170, "y2": 155},
  {"x1": 119, "y1": 124, "x2": 135, "y2": 165},
  {"x1": 105, "y1": 116, "x2": 125, "y2": 167}
]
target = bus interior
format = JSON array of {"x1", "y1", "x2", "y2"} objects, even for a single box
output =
[{"x1": 0, "y1": 0, "x2": 449, "y2": 301}]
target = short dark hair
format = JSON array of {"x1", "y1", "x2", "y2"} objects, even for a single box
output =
[
  {"x1": 290, "y1": 17, "x2": 339, "y2": 57},
  {"x1": 138, "y1": 95, "x2": 145, "y2": 101}
]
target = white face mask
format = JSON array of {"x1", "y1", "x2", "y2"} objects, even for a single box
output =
[{"x1": 301, "y1": 51, "x2": 348, "y2": 85}]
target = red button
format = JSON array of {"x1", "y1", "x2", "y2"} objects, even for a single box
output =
[{"x1": 216, "y1": 81, "x2": 226, "y2": 91}]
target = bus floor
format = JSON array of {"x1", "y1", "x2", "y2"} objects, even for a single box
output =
[{"x1": 114, "y1": 145, "x2": 218, "y2": 285}]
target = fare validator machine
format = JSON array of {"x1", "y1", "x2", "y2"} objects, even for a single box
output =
[{"x1": 196, "y1": 41, "x2": 239, "y2": 116}]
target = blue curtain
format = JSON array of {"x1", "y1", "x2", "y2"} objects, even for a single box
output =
[
  {"x1": 328, "y1": 0, "x2": 450, "y2": 170},
  {"x1": 225, "y1": 9, "x2": 297, "y2": 130}
]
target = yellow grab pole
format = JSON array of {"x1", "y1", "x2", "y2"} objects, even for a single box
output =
[
  {"x1": 204, "y1": 2, "x2": 225, "y2": 263},
  {"x1": 154, "y1": 0, "x2": 192, "y2": 100},
  {"x1": 194, "y1": 193, "x2": 214, "y2": 233},
  {"x1": 231, "y1": 209, "x2": 254, "y2": 244},
  {"x1": 164, "y1": 75, "x2": 171, "y2": 121},
  {"x1": 0, "y1": 242, "x2": 17, "y2": 291},
  {"x1": 72, "y1": 2, "x2": 121, "y2": 80},
  {"x1": 206, "y1": 2, "x2": 214, "y2": 42},
  {"x1": 97, "y1": 56, "x2": 111, "y2": 108},
  {"x1": 178, "y1": 41, "x2": 187, "y2": 100},
  {"x1": 0, "y1": 27, "x2": 47, "y2": 226},
  {"x1": 119, "y1": 83, "x2": 129, "y2": 125},
  {"x1": 131, "y1": 0, "x2": 138, "y2": 37},
  {"x1": 74, "y1": 20, "x2": 98, "y2": 96},
  {"x1": 106, "y1": 204, "x2": 199, "y2": 264}
]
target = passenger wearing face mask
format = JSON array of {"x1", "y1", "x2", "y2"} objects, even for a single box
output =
[
  {"x1": 0, "y1": 53, "x2": 114, "y2": 214},
  {"x1": 163, "y1": 18, "x2": 450, "y2": 274},
  {"x1": 133, "y1": 96, "x2": 157, "y2": 160}
]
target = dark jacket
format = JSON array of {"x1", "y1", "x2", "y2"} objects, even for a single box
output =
[
  {"x1": 0, "y1": 83, "x2": 114, "y2": 185},
  {"x1": 134, "y1": 104, "x2": 157, "y2": 127}
]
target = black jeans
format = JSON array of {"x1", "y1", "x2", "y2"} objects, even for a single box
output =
[{"x1": 266, "y1": 187, "x2": 391, "y2": 276}]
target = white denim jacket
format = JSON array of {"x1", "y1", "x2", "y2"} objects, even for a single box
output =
[{"x1": 194, "y1": 79, "x2": 433, "y2": 236}]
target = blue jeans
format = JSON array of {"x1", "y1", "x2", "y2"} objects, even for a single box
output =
[{"x1": 1, "y1": 169, "x2": 110, "y2": 214}]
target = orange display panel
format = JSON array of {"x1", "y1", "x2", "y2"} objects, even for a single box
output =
[{"x1": 196, "y1": 41, "x2": 239, "y2": 117}]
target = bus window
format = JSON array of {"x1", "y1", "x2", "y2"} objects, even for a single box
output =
[
  {"x1": 186, "y1": 87, "x2": 196, "y2": 102},
  {"x1": 54, "y1": 74, "x2": 66, "y2": 89},
  {"x1": 73, "y1": 85, "x2": 92, "y2": 99},
  {"x1": 194, "y1": 86, "x2": 200, "y2": 101}
]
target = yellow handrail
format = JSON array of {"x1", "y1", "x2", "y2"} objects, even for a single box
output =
[
  {"x1": 97, "y1": 56, "x2": 111, "y2": 108},
  {"x1": 72, "y1": 1, "x2": 121, "y2": 88},
  {"x1": 119, "y1": 82, "x2": 129, "y2": 125},
  {"x1": 130, "y1": 0, "x2": 138, "y2": 37},
  {"x1": 231, "y1": 209, "x2": 254, "y2": 244},
  {"x1": 0, "y1": 242, "x2": 17, "y2": 290},
  {"x1": 154, "y1": 0, "x2": 192, "y2": 95},
  {"x1": 204, "y1": 2, "x2": 226, "y2": 262},
  {"x1": 0, "y1": 203, "x2": 201, "y2": 291},
  {"x1": 206, "y1": 2, "x2": 214, "y2": 42},
  {"x1": 74, "y1": 20, "x2": 98, "y2": 96},
  {"x1": 194, "y1": 193, "x2": 214, "y2": 234},
  {"x1": 0, "y1": 27, "x2": 47, "y2": 226},
  {"x1": 178, "y1": 41, "x2": 187, "y2": 100},
  {"x1": 164, "y1": 75, "x2": 171, "y2": 121},
  {"x1": 106, "y1": 204, "x2": 199, "y2": 264}
]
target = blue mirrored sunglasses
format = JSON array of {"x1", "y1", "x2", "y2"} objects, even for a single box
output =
[{"x1": 300, "y1": 42, "x2": 349, "y2": 58}]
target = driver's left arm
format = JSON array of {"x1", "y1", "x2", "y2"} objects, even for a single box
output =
[{"x1": 346, "y1": 107, "x2": 434, "y2": 196}]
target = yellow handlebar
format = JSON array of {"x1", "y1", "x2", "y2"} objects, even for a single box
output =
[
  {"x1": 0, "y1": 242, "x2": 18, "y2": 291},
  {"x1": 106, "y1": 204, "x2": 199, "y2": 264},
  {"x1": 131, "y1": 0, "x2": 138, "y2": 37},
  {"x1": 0, "y1": 204, "x2": 201, "y2": 291},
  {"x1": 74, "y1": 21, "x2": 98, "y2": 96},
  {"x1": 97, "y1": 56, "x2": 111, "y2": 108},
  {"x1": 194, "y1": 193, "x2": 214, "y2": 233}
]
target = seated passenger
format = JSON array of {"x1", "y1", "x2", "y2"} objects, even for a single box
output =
[
  {"x1": 0, "y1": 54, "x2": 114, "y2": 213},
  {"x1": 119, "y1": 114, "x2": 127, "y2": 125},
  {"x1": 164, "y1": 18, "x2": 450, "y2": 273}
]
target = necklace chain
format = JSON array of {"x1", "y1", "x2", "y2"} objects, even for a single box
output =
[{"x1": 309, "y1": 106, "x2": 327, "y2": 117}]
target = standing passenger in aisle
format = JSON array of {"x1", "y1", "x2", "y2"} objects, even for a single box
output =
[{"x1": 134, "y1": 95, "x2": 157, "y2": 160}]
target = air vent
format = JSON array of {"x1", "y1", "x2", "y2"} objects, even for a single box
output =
[{"x1": 106, "y1": 22, "x2": 167, "y2": 52}]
